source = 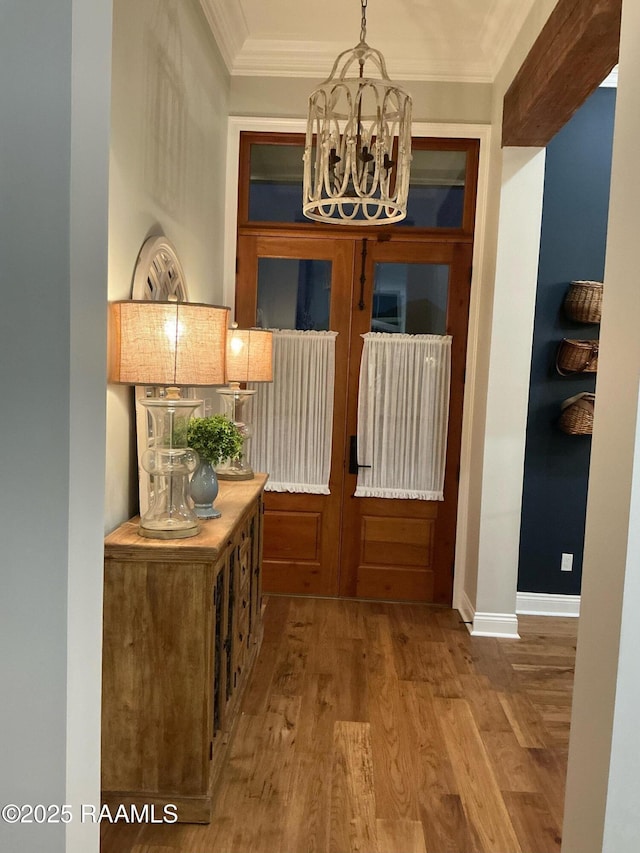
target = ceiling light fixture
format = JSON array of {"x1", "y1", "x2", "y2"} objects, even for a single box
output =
[{"x1": 303, "y1": 0, "x2": 412, "y2": 226}]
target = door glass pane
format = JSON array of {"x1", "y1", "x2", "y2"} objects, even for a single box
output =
[
  {"x1": 405, "y1": 149, "x2": 467, "y2": 228},
  {"x1": 257, "y1": 258, "x2": 332, "y2": 330},
  {"x1": 372, "y1": 263, "x2": 449, "y2": 334},
  {"x1": 249, "y1": 144, "x2": 305, "y2": 223}
]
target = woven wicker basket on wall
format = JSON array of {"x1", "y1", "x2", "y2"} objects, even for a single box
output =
[
  {"x1": 556, "y1": 338, "x2": 599, "y2": 375},
  {"x1": 558, "y1": 393, "x2": 595, "y2": 435},
  {"x1": 564, "y1": 280, "x2": 603, "y2": 323}
]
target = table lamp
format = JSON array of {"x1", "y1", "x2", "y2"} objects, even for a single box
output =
[
  {"x1": 216, "y1": 326, "x2": 273, "y2": 481},
  {"x1": 109, "y1": 299, "x2": 229, "y2": 538}
]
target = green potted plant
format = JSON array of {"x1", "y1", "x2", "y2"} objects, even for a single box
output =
[{"x1": 187, "y1": 415, "x2": 243, "y2": 519}]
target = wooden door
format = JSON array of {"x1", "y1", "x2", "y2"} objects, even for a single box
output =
[
  {"x1": 236, "y1": 235, "x2": 471, "y2": 604},
  {"x1": 236, "y1": 235, "x2": 356, "y2": 596},
  {"x1": 339, "y1": 239, "x2": 472, "y2": 604},
  {"x1": 235, "y1": 132, "x2": 478, "y2": 604}
]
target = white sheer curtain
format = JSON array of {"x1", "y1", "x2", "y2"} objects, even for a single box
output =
[
  {"x1": 355, "y1": 332, "x2": 452, "y2": 500},
  {"x1": 251, "y1": 330, "x2": 337, "y2": 493}
]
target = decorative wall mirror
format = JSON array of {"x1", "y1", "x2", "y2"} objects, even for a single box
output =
[{"x1": 132, "y1": 235, "x2": 188, "y2": 302}]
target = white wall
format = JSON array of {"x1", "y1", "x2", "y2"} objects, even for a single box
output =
[
  {"x1": 231, "y1": 77, "x2": 493, "y2": 124},
  {"x1": 66, "y1": 2, "x2": 112, "y2": 851},
  {"x1": 106, "y1": 0, "x2": 231, "y2": 532},
  {"x1": 0, "y1": 2, "x2": 111, "y2": 852},
  {"x1": 562, "y1": 1, "x2": 640, "y2": 847},
  {"x1": 470, "y1": 147, "x2": 545, "y2": 635},
  {"x1": 457, "y1": 0, "x2": 557, "y2": 627}
]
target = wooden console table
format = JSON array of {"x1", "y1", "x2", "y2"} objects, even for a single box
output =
[{"x1": 101, "y1": 475, "x2": 267, "y2": 823}]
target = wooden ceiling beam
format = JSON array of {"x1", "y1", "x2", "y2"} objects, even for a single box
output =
[{"x1": 502, "y1": 0, "x2": 622, "y2": 147}]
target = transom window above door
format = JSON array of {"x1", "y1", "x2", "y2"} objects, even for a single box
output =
[{"x1": 239, "y1": 132, "x2": 479, "y2": 235}]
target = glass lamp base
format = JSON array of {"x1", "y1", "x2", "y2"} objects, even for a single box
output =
[
  {"x1": 216, "y1": 387, "x2": 256, "y2": 481},
  {"x1": 138, "y1": 399, "x2": 201, "y2": 539},
  {"x1": 216, "y1": 464, "x2": 254, "y2": 481},
  {"x1": 139, "y1": 518, "x2": 200, "y2": 539},
  {"x1": 216, "y1": 453, "x2": 254, "y2": 480}
]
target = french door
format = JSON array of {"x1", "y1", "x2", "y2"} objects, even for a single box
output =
[
  {"x1": 236, "y1": 234, "x2": 472, "y2": 604},
  {"x1": 236, "y1": 236, "x2": 354, "y2": 597}
]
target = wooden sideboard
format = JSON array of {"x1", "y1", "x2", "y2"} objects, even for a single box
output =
[{"x1": 101, "y1": 475, "x2": 267, "y2": 823}]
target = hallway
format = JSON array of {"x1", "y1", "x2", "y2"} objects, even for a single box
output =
[{"x1": 101, "y1": 597, "x2": 576, "y2": 853}]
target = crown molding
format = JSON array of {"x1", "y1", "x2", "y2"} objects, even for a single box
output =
[
  {"x1": 230, "y1": 38, "x2": 493, "y2": 83},
  {"x1": 199, "y1": 0, "x2": 248, "y2": 72},
  {"x1": 199, "y1": 1, "x2": 541, "y2": 84}
]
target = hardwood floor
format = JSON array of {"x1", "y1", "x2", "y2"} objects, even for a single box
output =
[{"x1": 101, "y1": 597, "x2": 577, "y2": 853}]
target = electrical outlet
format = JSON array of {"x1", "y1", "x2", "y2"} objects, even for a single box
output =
[{"x1": 561, "y1": 552, "x2": 573, "y2": 572}]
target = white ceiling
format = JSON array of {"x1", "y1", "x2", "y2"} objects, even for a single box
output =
[{"x1": 200, "y1": 0, "x2": 540, "y2": 83}]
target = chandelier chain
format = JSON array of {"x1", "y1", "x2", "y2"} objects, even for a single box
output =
[{"x1": 360, "y1": 0, "x2": 368, "y2": 44}]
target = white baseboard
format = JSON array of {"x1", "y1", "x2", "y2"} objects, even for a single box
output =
[
  {"x1": 456, "y1": 591, "x2": 520, "y2": 638},
  {"x1": 471, "y1": 612, "x2": 520, "y2": 638},
  {"x1": 457, "y1": 590, "x2": 475, "y2": 627},
  {"x1": 516, "y1": 591, "x2": 581, "y2": 617}
]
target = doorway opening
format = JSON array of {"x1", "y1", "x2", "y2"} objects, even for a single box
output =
[{"x1": 234, "y1": 132, "x2": 479, "y2": 605}]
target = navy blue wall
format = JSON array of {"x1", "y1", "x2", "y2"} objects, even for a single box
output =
[{"x1": 518, "y1": 87, "x2": 616, "y2": 595}]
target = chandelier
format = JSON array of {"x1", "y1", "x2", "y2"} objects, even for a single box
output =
[{"x1": 303, "y1": 0, "x2": 412, "y2": 226}]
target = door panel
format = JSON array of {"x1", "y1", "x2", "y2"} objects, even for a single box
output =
[
  {"x1": 361, "y1": 515, "x2": 435, "y2": 567},
  {"x1": 356, "y1": 567, "x2": 436, "y2": 602},
  {"x1": 262, "y1": 500, "x2": 327, "y2": 595},
  {"x1": 236, "y1": 236, "x2": 355, "y2": 596},
  {"x1": 340, "y1": 240, "x2": 472, "y2": 604},
  {"x1": 263, "y1": 509, "x2": 321, "y2": 562},
  {"x1": 346, "y1": 498, "x2": 438, "y2": 602}
]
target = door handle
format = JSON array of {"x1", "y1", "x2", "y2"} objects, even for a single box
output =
[{"x1": 349, "y1": 435, "x2": 372, "y2": 475}]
